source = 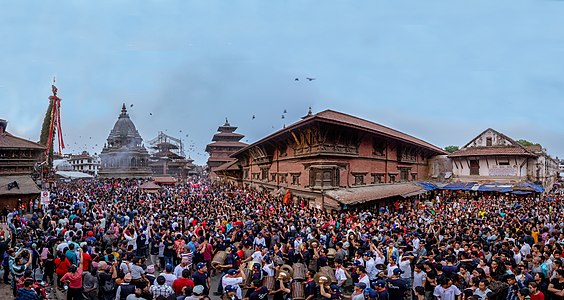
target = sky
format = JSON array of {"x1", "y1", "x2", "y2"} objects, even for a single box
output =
[{"x1": 1, "y1": 0, "x2": 564, "y2": 164}]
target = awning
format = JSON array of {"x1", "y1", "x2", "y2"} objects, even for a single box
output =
[
  {"x1": 416, "y1": 182, "x2": 439, "y2": 191},
  {"x1": 512, "y1": 190, "x2": 531, "y2": 195},
  {"x1": 441, "y1": 182, "x2": 478, "y2": 191},
  {"x1": 325, "y1": 183, "x2": 424, "y2": 206},
  {"x1": 139, "y1": 181, "x2": 161, "y2": 191},
  {"x1": 514, "y1": 182, "x2": 545, "y2": 193},
  {"x1": 477, "y1": 183, "x2": 513, "y2": 193},
  {"x1": 55, "y1": 171, "x2": 94, "y2": 179},
  {"x1": 0, "y1": 175, "x2": 41, "y2": 196}
]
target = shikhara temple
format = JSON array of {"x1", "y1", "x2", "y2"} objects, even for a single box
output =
[{"x1": 98, "y1": 104, "x2": 152, "y2": 179}]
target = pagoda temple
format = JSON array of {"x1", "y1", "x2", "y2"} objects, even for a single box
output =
[
  {"x1": 0, "y1": 119, "x2": 44, "y2": 208},
  {"x1": 206, "y1": 118, "x2": 247, "y2": 179},
  {"x1": 98, "y1": 104, "x2": 152, "y2": 178},
  {"x1": 148, "y1": 131, "x2": 195, "y2": 178}
]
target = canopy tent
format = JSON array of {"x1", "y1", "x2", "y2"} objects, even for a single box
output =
[
  {"x1": 514, "y1": 182, "x2": 545, "y2": 193},
  {"x1": 416, "y1": 182, "x2": 439, "y2": 191},
  {"x1": 476, "y1": 183, "x2": 513, "y2": 193},
  {"x1": 55, "y1": 171, "x2": 94, "y2": 179},
  {"x1": 441, "y1": 181, "x2": 544, "y2": 194},
  {"x1": 441, "y1": 182, "x2": 478, "y2": 191}
]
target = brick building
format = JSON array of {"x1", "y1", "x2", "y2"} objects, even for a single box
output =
[
  {"x1": 218, "y1": 110, "x2": 446, "y2": 210},
  {"x1": 205, "y1": 119, "x2": 247, "y2": 179}
]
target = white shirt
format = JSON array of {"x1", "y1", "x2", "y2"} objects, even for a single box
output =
[
  {"x1": 399, "y1": 259, "x2": 412, "y2": 279},
  {"x1": 358, "y1": 274, "x2": 371, "y2": 287},
  {"x1": 335, "y1": 267, "x2": 347, "y2": 285},
  {"x1": 433, "y1": 285, "x2": 461, "y2": 300},
  {"x1": 365, "y1": 258, "x2": 377, "y2": 280},
  {"x1": 161, "y1": 273, "x2": 177, "y2": 287},
  {"x1": 251, "y1": 251, "x2": 264, "y2": 263},
  {"x1": 262, "y1": 263, "x2": 275, "y2": 276},
  {"x1": 412, "y1": 270, "x2": 427, "y2": 291},
  {"x1": 174, "y1": 264, "x2": 190, "y2": 279},
  {"x1": 222, "y1": 276, "x2": 243, "y2": 299}
]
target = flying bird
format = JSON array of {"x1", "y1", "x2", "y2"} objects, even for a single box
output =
[
  {"x1": 149, "y1": 113, "x2": 153, "y2": 116},
  {"x1": 283, "y1": 109, "x2": 287, "y2": 114},
  {"x1": 306, "y1": 77, "x2": 315, "y2": 81},
  {"x1": 281, "y1": 115, "x2": 285, "y2": 119},
  {"x1": 130, "y1": 104, "x2": 134, "y2": 107},
  {"x1": 252, "y1": 115, "x2": 255, "y2": 120},
  {"x1": 294, "y1": 78, "x2": 299, "y2": 81}
]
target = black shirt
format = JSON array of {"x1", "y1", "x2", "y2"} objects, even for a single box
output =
[
  {"x1": 249, "y1": 286, "x2": 269, "y2": 300},
  {"x1": 192, "y1": 271, "x2": 208, "y2": 289},
  {"x1": 304, "y1": 280, "x2": 318, "y2": 298}
]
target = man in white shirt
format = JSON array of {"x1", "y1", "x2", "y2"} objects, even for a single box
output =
[
  {"x1": 221, "y1": 268, "x2": 246, "y2": 300},
  {"x1": 363, "y1": 252, "x2": 377, "y2": 281},
  {"x1": 334, "y1": 259, "x2": 347, "y2": 287},
  {"x1": 412, "y1": 263, "x2": 427, "y2": 296},
  {"x1": 433, "y1": 277, "x2": 461, "y2": 300}
]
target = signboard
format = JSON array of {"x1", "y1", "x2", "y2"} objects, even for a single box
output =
[
  {"x1": 489, "y1": 165, "x2": 517, "y2": 176},
  {"x1": 40, "y1": 191, "x2": 50, "y2": 205}
]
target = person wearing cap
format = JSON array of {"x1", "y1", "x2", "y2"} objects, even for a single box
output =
[
  {"x1": 172, "y1": 269, "x2": 195, "y2": 296},
  {"x1": 221, "y1": 265, "x2": 246, "y2": 299},
  {"x1": 115, "y1": 273, "x2": 136, "y2": 300},
  {"x1": 161, "y1": 263, "x2": 177, "y2": 287},
  {"x1": 349, "y1": 282, "x2": 367, "y2": 300},
  {"x1": 320, "y1": 283, "x2": 341, "y2": 300},
  {"x1": 192, "y1": 262, "x2": 210, "y2": 295},
  {"x1": 364, "y1": 251, "x2": 377, "y2": 281},
  {"x1": 386, "y1": 268, "x2": 408, "y2": 300},
  {"x1": 192, "y1": 285, "x2": 205, "y2": 297},
  {"x1": 374, "y1": 280, "x2": 389, "y2": 300},
  {"x1": 223, "y1": 285, "x2": 239, "y2": 300}
]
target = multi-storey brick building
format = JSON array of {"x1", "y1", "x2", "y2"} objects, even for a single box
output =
[
  {"x1": 217, "y1": 110, "x2": 446, "y2": 210},
  {"x1": 205, "y1": 119, "x2": 246, "y2": 179}
]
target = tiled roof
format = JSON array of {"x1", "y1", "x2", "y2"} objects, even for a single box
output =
[
  {"x1": 153, "y1": 176, "x2": 176, "y2": 184},
  {"x1": 325, "y1": 183, "x2": 424, "y2": 205},
  {"x1": 0, "y1": 175, "x2": 41, "y2": 196},
  {"x1": 233, "y1": 109, "x2": 446, "y2": 157},
  {"x1": 206, "y1": 141, "x2": 247, "y2": 148},
  {"x1": 0, "y1": 132, "x2": 45, "y2": 150},
  {"x1": 215, "y1": 160, "x2": 240, "y2": 172},
  {"x1": 448, "y1": 146, "x2": 537, "y2": 158}
]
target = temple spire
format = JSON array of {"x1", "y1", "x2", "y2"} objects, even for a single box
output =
[{"x1": 120, "y1": 103, "x2": 128, "y2": 117}]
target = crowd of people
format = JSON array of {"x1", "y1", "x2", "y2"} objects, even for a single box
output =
[{"x1": 1, "y1": 177, "x2": 563, "y2": 300}]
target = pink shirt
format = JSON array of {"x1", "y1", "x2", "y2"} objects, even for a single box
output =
[{"x1": 61, "y1": 268, "x2": 83, "y2": 289}]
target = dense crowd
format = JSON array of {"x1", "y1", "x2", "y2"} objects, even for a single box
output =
[{"x1": 1, "y1": 177, "x2": 564, "y2": 300}]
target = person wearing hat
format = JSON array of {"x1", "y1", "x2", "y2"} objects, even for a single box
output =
[
  {"x1": 221, "y1": 265, "x2": 246, "y2": 300},
  {"x1": 374, "y1": 280, "x2": 389, "y2": 300},
  {"x1": 192, "y1": 262, "x2": 210, "y2": 295},
  {"x1": 386, "y1": 268, "x2": 408, "y2": 300},
  {"x1": 320, "y1": 283, "x2": 341, "y2": 300},
  {"x1": 223, "y1": 285, "x2": 239, "y2": 300},
  {"x1": 192, "y1": 285, "x2": 205, "y2": 297},
  {"x1": 350, "y1": 282, "x2": 367, "y2": 300},
  {"x1": 161, "y1": 263, "x2": 177, "y2": 286},
  {"x1": 364, "y1": 251, "x2": 377, "y2": 282}
]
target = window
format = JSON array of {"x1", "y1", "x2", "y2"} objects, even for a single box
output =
[
  {"x1": 278, "y1": 173, "x2": 287, "y2": 183},
  {"x1": 498, "y1": 160, "x2": 510, "y2": 166},
  {"x1": 411, "y1": 173, "x2": 417, "y2": 181},
  {"x1": 243, "y1": 169, "x2": 249, "y2": 179},
  {"x1": 399, "y1": 168, "x2": 411, "y2": 182},
  {"x1": 469, "y1": 160, "x2": 480, "y2": 175},
  {"x1": 292, "y1": 174, "x2": 300, "y2": 185},
  {"x1": 279, "y1": 144, "x2": 288, "y2": 157},
  {"x1": 271, "y1": 173, "x2": 277, "y2": 182},
  {"x1": 389, "y1": 174, "x2": 396, "y2": 183},
  {"x1": 373, "y1": 139, "x2": 386, "y2": 156},
  {"x1": 252, "y1": 173, "x2": 260, "y2": 180},
  {"x1": 371, "y1": 173, "x2": 384, "y2": 184},
  {"x1": 309, "y1": 167, "x2": 340, "y2": 188},
  {"x1": 486, "y1": 137, "x2": 492, "y2": 146},
  {"x1": 353, "y1": 174, "x2": 365, "y2": 186},
  {"x1": 261, "y1": 168, "x2": 269, "y2": 181}
]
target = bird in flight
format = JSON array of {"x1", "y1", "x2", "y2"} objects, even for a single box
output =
[
  {"x1": 281, "y1": 115, "x2": 285, "y2": 119},
  {"x1": 306, "y1": 77, "x2": 315, "y2": 81},
  {"x1": 130, "y1": 104, "x2": 134, "y2": 107},
  {"x1": 252, "y1": 115, "x2": 256, "y2": 120},
  {"x1": 294, "y1": 78, "x2": 299, "y2": 81},
  {"x1": 149, "y1": 113, "x2": 153, "y2": 116},
  {"x1": 283, "y1": 109, "x2": 287, "y2": 114}
]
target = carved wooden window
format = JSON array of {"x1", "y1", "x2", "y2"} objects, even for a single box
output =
[
  {"x1": 271, "y1": 173, "x2": 277, "y2": 182},
  {"x1": 389, "y1": 174, "x2": 396, "y2": 183},
  {"x1": 278, "y1": 173, "x2": 287, "y2": 183},
  {"x1": 353, "y1": 173, "x2": 366, "y2": 186},
  {"x1": 373, "y1": 139, "x2": 386, "y2": 156},
  {"x1": 309, "y1": 167, "x2": 339, "y2": 188},
  {"x1": 243, "y1": 169, "x2": 249, "y2": 179},
  {"x1": 411, "y1": 173, "x2": 417, "y2": 181},
  {"x1": 371, "y1": 173, "x2": 384, "y2": 184},
  {"x1": 399, "y1": 168, "x2": 410, "y2": 182},
  {"x1": 261, "y1": 168, "x2": 269, "y2": 181},
  {"x1": 291, "y1": 174, "x2": 300, "y2": 186},
  {"x1": 252, "y1": 173, "x2": 260, "y2": 180}
]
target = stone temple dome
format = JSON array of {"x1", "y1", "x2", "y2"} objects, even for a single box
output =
[{"x1": 98, "y1": 103, "x2": 152, "y2": 178}]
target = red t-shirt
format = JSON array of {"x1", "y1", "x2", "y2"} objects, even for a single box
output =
[
  {"x1": 55, "y1": 258, "x2": 71, "y2": 276},
  {"x1": 172, "y1": 278, "x2": 194, "y2": 295},
  {"x1": 82, "y1": 252, "x2": 92, "y2": 271},
  {"x1": 61, "y1": 268, "x2": 83, "y2": 289},
  {"x1": 530, "y1": 291, "x2": 545, "y2": 300}
]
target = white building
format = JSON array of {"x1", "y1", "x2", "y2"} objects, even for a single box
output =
[
  {"x1": 449, "y1": 128, "x2": 559, "y2": 191},
  {"x1": 68, "y1": 151, "x2": 100, "y2": 176}
]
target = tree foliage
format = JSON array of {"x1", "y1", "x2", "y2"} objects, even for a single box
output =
[
  {"x1": 444, "y1": 145, "x2": 459, "y2": 153},
  {"x1": 516, "y1": 139, "x2": 539, "y2": 147}
]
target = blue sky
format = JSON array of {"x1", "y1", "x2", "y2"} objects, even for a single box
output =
[{"x1": 1, "y1": 0, "x2": 564, "y2": 164}]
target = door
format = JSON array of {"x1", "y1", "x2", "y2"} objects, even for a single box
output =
[{"x1": 469, "y1": 160, "x2": 480, "y2": 175}]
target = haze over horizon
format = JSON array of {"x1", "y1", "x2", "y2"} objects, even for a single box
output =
[{"x1": 2, "y1": 1, "x2": 564, "y2": 164}]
